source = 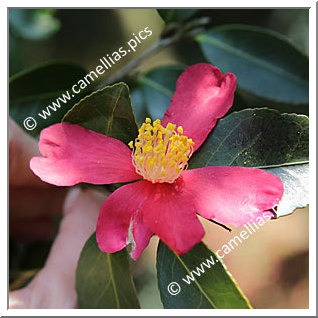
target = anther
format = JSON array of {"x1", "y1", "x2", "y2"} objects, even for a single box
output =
[{"x1": 129, "y1": 119, "x2": 195, "y2": 183}]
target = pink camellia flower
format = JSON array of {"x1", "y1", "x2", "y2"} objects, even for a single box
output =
[{"x1": 30, "y1": 63, "x2": 284, "y2": 259}]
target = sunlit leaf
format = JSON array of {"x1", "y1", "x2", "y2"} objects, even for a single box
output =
[
  {"x1": 189, "y1": 108, "x2": 309, "y2": 216},
  {"x1": 265, "y1": 163, "x2": 309, "y2": 217},
  {"x1": 157, "y1": 241, "x2": 251, "y2": 309},
  {"x1": 190, "y1": 108, "x2": 308, "y2": 169}
]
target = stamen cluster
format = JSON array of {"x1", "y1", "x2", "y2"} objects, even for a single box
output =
[{"x1": 128, "y1": 118, "x2": 195, "y2": 183}]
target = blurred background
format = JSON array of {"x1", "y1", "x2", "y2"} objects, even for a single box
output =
[
  {"x1": 9, "y1": 8, "x2": 309, "y2": 309},
  {"x1": 9, "y1": 9, "x2": 309, "y2": 77}
]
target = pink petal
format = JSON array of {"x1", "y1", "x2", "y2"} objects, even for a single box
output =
[
  {"x1": 141, "y1": 179, "x2": 205, "y2": 255},
  {"x1": 96, "y1": 180, "x2": 153, "y2": 260},
  {"x1": 162, "y1": 63, "x2": 236, "y2": 152},
  {"x1": 97, "y1": 178, "x2": 205, "y2": 257},
  {"x1": 130, "y1": 211, "x2": 154, "y2": 260},
  {"x1": 30, "y1": 123, "x2": 141, "y2": 186},
  {"x1": 182, "y1": 166, "x2": 284, "y2": 227}
]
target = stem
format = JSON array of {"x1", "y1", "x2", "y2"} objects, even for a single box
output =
[
  {"x1": 97, "y1": 16, "x2": 211, "y2": 88},
  {"x1": 97, "y1": 27, "x2": 184, "y2": 88}
]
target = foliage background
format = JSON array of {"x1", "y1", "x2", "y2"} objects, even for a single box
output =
[{"x1": 9, "y1": 8, "x2": 309, "y2": 309}]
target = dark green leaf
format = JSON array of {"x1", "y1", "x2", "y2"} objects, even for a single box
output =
[
  {"x1": 9, "y1": 61, "x2": 88, "y2": 136},
  {"x1": 76, "y1": 233, "x2": 140, "y2": 309},
  {"x1": 137, "y1": 66, "x2": 185, "y2": 120},
  {"x1": 265, "y1": 163, "x2": 309, "y2": 217},
  {"x1": 9, "y1": 9, "x2": 60, "y2": 40},
  {"x1": 194, "y1": 9, "x2": 272, "y2": 28},
  {"x1": 197, "y1": 24, "x2": 309, "y2": 107},
  {"x1": 268, "y1": 9, "x2": 309, "y2": 55},
  {"x1": 189, "y1": 108, "x2": 309, "y2": 217},
  {"x1": 173, "y1": 39, "x2": 208, "y2": 65},
  {"x1": 234, "y1": 87, "x2": 308, "y2": 115},
  {"x1": 10, "y1": 62, "x2": 88, "y2": 100},
  {"x1": 63, "y1": 83, "x2": 139, "y2": 145},
  {"x1": 189, "y1": 108, "x2": 309, "y2": 169},
  {"x1": 157, "y1": 9, "x2": 198, "y2": 23},
  {"x1": 157, "y1": 241, "x2": 251, "y2": 309}
]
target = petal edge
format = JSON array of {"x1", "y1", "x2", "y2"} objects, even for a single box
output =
[
  {"x1": 30, "y1": 123, "x2": 141, "y2": 186},
  {"x1": 182, "y1": 166, "x2": 284, "y2": 227},
  {"x1": 162, "y1": 63, "x2": 237, "y2": 152}
]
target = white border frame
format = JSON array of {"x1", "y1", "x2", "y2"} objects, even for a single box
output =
[{"x1": 3, "y1": 1, "x2": 316, "y2": 316}]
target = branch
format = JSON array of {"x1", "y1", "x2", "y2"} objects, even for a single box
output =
[
  {"x1": 97, "y1": 28, "x2": 183, "y2": 89},
  {"x1": 97, "y1": 17, "x2": 210, "y2": 88}
]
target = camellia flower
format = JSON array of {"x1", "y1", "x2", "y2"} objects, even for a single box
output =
[{"x1": 30, "y1": 63, "x2": 284, "y2": 259}]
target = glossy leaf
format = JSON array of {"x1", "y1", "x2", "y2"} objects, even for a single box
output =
[
  {"x1": 63, "y1": 83, "x2": 139, "y2": 145},
  {"x1": 189, "y1": 108, "x2": 309, "y2": 217},
  {"x1": 76, "y1": 233, "x2": 140, "y2": 309},
  {"x1": 157, "y1": 241, "x2": 251, "y2": 309},
  {"x1": 190, "y1": 108, "x2": 308, "y2": 169},
  {"x1": 234, "y1": 87, "x2": 308, "y2": 115},
  {"x1": 9, "y1": 61, "x2": 88, "y2": 136},
  {"x1": 197, "y1": 24, "x2": 309, "y2": 107},
  {"x1": 157, "y1": 9, "x2": 198, "y2": 23},
  {"x1": 265, "y1": 163, "x2": 309, "y2": 217}
]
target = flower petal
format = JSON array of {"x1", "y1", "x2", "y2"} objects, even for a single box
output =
[
  {"x1": 96, "y1": 180, "x2": 153, "y2": 260},
  {"x1": 162, "y1": 63, "x2": 236, "y2": 152},
  {"x1": 130, "y1": 211, "x2": 153, "y2": 260},
  {"x1": 30, "y1": 123, "x2": 141, "y2": 186},
  {"x1": 97, "y1": 179, "x2": 205, "y2": 257},
  {"x1": 141, "y1": 179, "x2": 205, "y2": 255},
  {"x1": 182, "y1": 166, "x2": 284, "y2": 227}
]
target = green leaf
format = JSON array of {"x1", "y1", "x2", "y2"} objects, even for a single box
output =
[
  {"x1": 157, "y1": 241, "x2": 251, "y2": 309},
  {"x1": 265, "y1": 163, "x2": 309, "y2": 217},
  {"x1": 129, "y1": 85, "x2": 149, "y2": 124},
  {"x1": 63, "y1": 83, "x2": 139, "y2": 145},
  {"x1": 189, "y1": 108, "x2": 308, "y2": 169},
  {"x1": 9, "y1": 62, "x2": 88, "y2": 100},
  {"x1": 189, "y1": 108, "x2": 309, "y2": 217},
  {"x1": 76, "y1": 233, "x2": 140, "y2": 309},
  {"x1": 9, "y1": 61, "x2": 88, "y2": 136},
  {"x1": 234, "y1": 86, "x2": 308, "y2": 115},
  {"x1": 157, "y1": 9, "x2": 198, "y2": 23},
  {"x1": 136, "y1": 66, "x2": 185, "y2": 120},
  {"x1": 9, "y1": 9, "x2": 60, "y2": 40},
  {"x1": 268, "y1": 9, "x2": 309, "y2": 55},
  {"x1": 173, "y1": 39, "x2": 208, "y2": 66},
  {"x1": 197, "y1": 24, "x2": 309, "y2": 108}
]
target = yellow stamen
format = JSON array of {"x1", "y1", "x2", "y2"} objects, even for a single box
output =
[
  {"x1": 177, "y1": 126, "x2": 183, "y2": 134},
  {"x1": 128, "y1": 118, "x2": 195, "y2": 183}
]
